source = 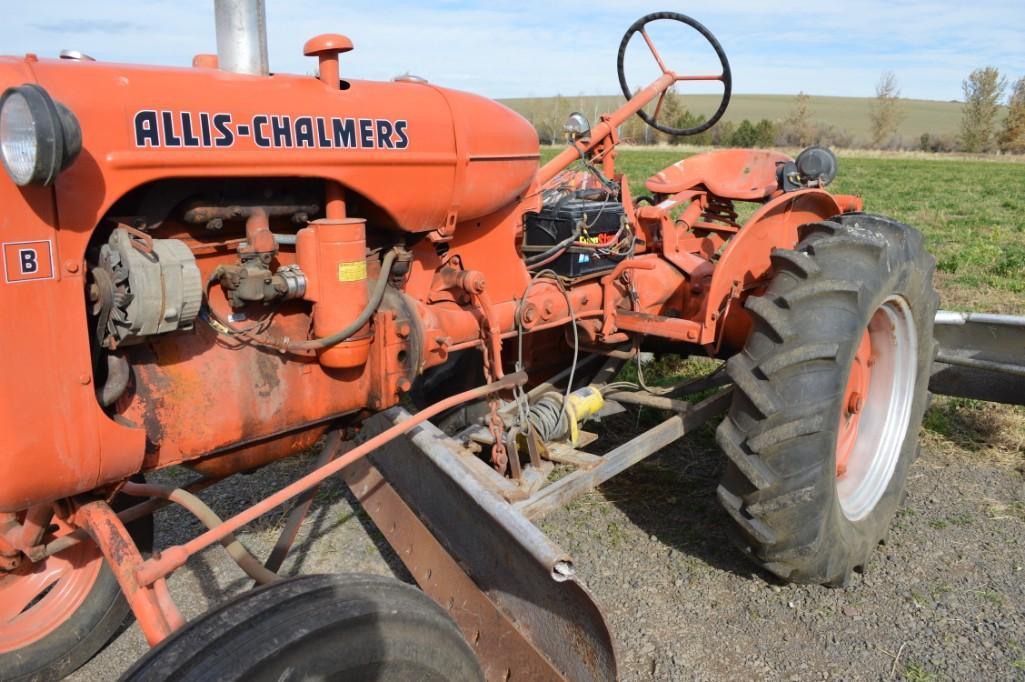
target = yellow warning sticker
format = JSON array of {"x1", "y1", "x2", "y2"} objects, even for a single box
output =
[{"x1": 338, "y1": 260, "x2": 367, "y2": 282}]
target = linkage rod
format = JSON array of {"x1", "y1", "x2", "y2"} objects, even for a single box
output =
[{"x1": 134, "y1": 372, "x2": 527, "y2": 586}]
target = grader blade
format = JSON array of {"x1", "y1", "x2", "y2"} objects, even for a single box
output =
[
  {"x1": 930, "y1": 311, "x2": 1025, "y2": 406},
  {"x1": 344, "y1": 408, "x2": 618, "y2": 682}
]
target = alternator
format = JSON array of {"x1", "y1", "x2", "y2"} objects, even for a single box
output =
[{"x1": 91, "y1": 227, "x2": 202, "y2": 347}]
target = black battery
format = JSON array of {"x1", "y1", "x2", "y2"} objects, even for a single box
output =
[{"x1": 523, "y1": 198, "x2": 626, "y2": 278}]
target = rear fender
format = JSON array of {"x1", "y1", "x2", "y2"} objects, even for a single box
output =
[{"x1": 700, "y1": 189, "x2": 850, "y2": 347}]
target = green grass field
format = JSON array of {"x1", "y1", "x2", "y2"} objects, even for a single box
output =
[
  {"x1": 539, "y1": 146, "x2": 1025, "y2": 312},
  {"x1": 507, "y1": 94, "x2": 974, "y2": 146}
]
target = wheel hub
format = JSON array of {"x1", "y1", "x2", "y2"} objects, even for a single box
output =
[
  {"x1": 0, "y1": 518, "x2": 104, "y2": 653},
  {"x1": 835, "y1": 296, "x2": 918, "y2": 521}
]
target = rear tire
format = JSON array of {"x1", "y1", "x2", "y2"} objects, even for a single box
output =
[
  {"x1": 715, "y1": 214, "x2": 937, "y2": 586},
  {"x1": 121, "y1": 573, "x2": 484, "y2": 682}
]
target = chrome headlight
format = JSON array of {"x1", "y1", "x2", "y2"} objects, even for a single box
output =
[
  {"x1": 563, "y1": 111, "x2": 591, "y2": 139},
  {"x1": 0, "y1": 84, "x2": 81, "y2": 187}
]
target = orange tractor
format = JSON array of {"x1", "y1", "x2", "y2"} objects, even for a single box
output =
[{"x1": 2, "y1": 3, "x2": 1023, "y2": 680}]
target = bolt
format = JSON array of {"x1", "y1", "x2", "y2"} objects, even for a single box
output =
[
  {"x1": 396, "y1": 321, "x2": 411, "y2": 339},
  {"x1": 397, "y1": 378, "x2": 412, "y2": 393},
  {"x1": 78, "y1": 374, "x2": 92, "y2": 386},
  {"x1": 64, "y1": 260, "x2": 80, "y2": 274},
  {"x1": 463, "y1": 271, "x2": 486, "y2": 294},
  {"x1": 847, "y1": 392, "x2": 864, "y2": 415},
  {"x1": 522, "y1": 304, "x2": 538, "y2": 324}
]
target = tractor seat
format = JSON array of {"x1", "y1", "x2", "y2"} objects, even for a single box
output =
[{"x1": 645, "y1": 149, "x2": 792, "y2": 201}]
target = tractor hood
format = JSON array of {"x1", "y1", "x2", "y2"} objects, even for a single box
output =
[{"x1": 0, "y1": 55, "x2": 540, "y2": 235}]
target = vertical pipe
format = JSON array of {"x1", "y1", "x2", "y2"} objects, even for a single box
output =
[
  {"x1": 318, "y1": 54, "x2": 340, "y2": 88},
  {"x1": 214, "y1": 0, "x2": 269, "y2": 76},
  {"x1": 325, "y1": 181, "x2": 347, "y2": 219}
]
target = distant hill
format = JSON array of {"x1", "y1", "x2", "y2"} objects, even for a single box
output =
[{"x1": 499, "y1": 94, "x2": 969, "y2": 146}]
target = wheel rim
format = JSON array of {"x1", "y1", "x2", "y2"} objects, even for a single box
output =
[
  {"x1": 0, "y1": 518, "x2": 104, "y2": 653},
  {"x1": 836, "y1": 296, "x2": 918, "y2": 522}
]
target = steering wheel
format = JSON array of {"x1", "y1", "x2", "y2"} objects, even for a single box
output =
[{"x1": 617, "y1": 12, "x2": 732, "y2": 137}]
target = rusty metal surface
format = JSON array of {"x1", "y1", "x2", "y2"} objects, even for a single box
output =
[
  {"x1": 343, "y1": 458, "x2": 565, "y2": 682},
  {"x1": 182, "y1": 201, "x2": 320, "y2": 225},
  {"x1": 361, "y1": 408, "x2": 618, "y2": 682},
  {"x1": 74, "y1": 501, "x2": 184, "y2": 645}
]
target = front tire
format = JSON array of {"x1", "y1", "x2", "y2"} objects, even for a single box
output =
[
  {"x1": 121, "y1": 573, "x2": 484, "y2": 682},
  {"x1": 715, "y1": 214, "x2": 937, "y2": 586}
]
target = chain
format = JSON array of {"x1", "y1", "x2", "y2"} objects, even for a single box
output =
[{"x1": 477, "y1": 297, "x2": 510, "y2": 474}]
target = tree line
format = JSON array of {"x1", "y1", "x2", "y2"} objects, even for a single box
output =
[{"x1": 526, "y1": 69, "x2": 1025, "y2": 154}]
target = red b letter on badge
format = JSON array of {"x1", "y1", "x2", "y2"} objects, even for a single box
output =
[{"x1": 3, "y1": 241, "x2": 55, "y2": 283}]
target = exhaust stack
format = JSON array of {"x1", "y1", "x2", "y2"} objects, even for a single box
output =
[{"x1": 214, "y1": 0, "x2": 269, "y2": 76}]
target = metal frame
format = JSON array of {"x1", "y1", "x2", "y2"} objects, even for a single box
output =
[{"x1": 930, "y1": 311, "x2": 1025, "y2": 406}]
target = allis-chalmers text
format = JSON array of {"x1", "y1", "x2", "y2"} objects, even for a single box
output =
[{"x1": 133, "y1": 110, "x2": 410, "y2": 150}]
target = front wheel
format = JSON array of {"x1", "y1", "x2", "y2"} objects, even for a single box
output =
[
  {"x1": 0, "y1": 495, "x2": 153, "y2": 681},
  {"x1": 121, "y1": 573, "x2": 484, "y2": 682},
  {"x1": 716, "y1": 214, "x2": 937, "y2": 586}
]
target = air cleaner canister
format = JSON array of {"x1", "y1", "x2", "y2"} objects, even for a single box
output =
[{"x1": 297, "y1": 218, "x2": 372, "y2": 369}]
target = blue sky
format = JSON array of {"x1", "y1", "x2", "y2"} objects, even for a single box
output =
[{"x1": 3, "y1": 1, "x2": 1024, "y2": 102}]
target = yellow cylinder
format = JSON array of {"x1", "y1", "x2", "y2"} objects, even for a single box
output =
[{"x1": 564, "y1": 386, "x2": 605, "y2": 445}]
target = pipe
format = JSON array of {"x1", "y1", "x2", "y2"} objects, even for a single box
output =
[
  {"x1": 935, "y1": 310, "x2": 1025, "y2": 328},
  {"x1": 283, "y1": 249, "x2": 398, "y2": 352},
  {"x1": 121, "y1": 482, "x2": 280, "y2": 585},
  {"x1": 98, "y1": 352, "x2": 130, "y2": 407},
  {"x1": 325, "y1": 181, "x2": 347, "y2": 219},
  {"x1": 214, "y1": 0, "x2": 269, "y2": 76},
  {"x1": 134, "y1": 371, "x2": 528, "y2": 587},
  {"x1": 36, "y1": 476, "x2": 220, "y2": 561}
]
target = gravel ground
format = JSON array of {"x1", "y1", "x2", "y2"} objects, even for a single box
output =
[{"x1": 74, "y1": 400, "x2": 1025, "y2": 682}]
